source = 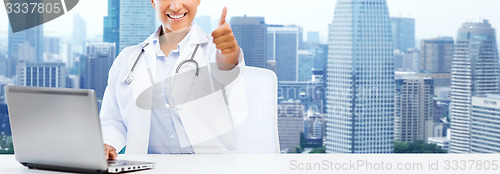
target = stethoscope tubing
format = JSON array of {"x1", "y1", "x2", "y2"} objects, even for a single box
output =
[{"x1": 125, "y1": 43, "x2": 200, "y2": 85}]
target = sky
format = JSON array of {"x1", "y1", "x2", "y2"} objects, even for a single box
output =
[{"x1": 1, "y1": 0, "x2": 499, "y2": 44}]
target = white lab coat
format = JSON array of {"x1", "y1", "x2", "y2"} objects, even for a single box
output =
[{"x1": 99, "y1": 23, "x2": 248, "y2": 154}]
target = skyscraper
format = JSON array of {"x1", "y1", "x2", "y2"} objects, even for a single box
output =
[
  {"x1": 44, "y1": 37, "x2": 61, "y2": 55},
  {"x1": 326, "y1": 0, "x2": 395, "y2": 153},
  {"x1": 277, "y1": 100, "x2": 305, "y2": 152},
  {"x1": 391, "y1": 17, "x2": 416, "y2": 51},
  {"x1": 0, "y1": 54, "x2": 7, "y2": 77},
  {"x1": 470, "y1": 94, "x2": 500, "y2": 153},
  {"x1": 7, "y1": 25, "x2": 43, "y2": 78},
  {"x1": 80, "y1": 43, "x2": 116, "y2": 100},
  {"x1": 419, "y1": 37, "x2": 454, "y2": 89},
  {"x1": 449, "y1": 20, "x2": 499, "y2": 153},
  {"x1": 16, "y1": 60, "x2": 66, "y2": 88},
  {"x1": 268, "y1": 25, "x2": 300, "y2": 81},
  {"x1": 394, "y1": 49, "x2": 419, "y2": 72},
  {"x1": 312, "y1": 44, "x2": 329, "y2": 72},
  {"x1": 231, "y1": 16, "x2": 267, "y2": 69},
  {"x1": 394, "y1": 72, "x2": 434, "y2": 143},
  {"x1": 119, "y1": 0, "x2": 156, "y2": 52},
  {"x1": 103, "y1": 0, "x2": 120, "y2": 56},
  {"x1": 298, "y1": 50, "x2": 314, "y2": 81},
  {"x1": 72, "y1": 13, "x2": 87, "y2": 54}
]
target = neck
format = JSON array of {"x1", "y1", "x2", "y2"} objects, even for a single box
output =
[{"x1": 159, "y1": 25, "x2": 191, "y2": 56}]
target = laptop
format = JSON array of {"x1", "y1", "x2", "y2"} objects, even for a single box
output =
[{"x1": 5, "y1": 86, "x2": 156, "y2": 173}]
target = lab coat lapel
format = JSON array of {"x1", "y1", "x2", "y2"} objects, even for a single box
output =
[
  {"x1": 173, "y1": 23, "x2": 210, "y2": 73},
  {"x1": 124, "y1": 43, "x2": 156, "y2": 154},
  {"x1": 174, "y1": 24, "x2": 239, "y2": 153}
]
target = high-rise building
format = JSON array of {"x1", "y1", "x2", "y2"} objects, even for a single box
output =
[
  {"x1": 44, "y1": 37, "x2": 61, "y2": 55},
  {"x1": 419, "y1": 37, "x2": 454, "y2": 89},
  {"x1": 8, "y1": 25, "x2": 43, "y2": 78},
  {"x1": 303, "y1": 112, "x2": 326, "y2": 148},
  {"x1": 16, "y1": 60, "x2": 66, "y2": 88},
  {"x1": 326, "y1": 0, "x2": 395, "y2": 153},
  {"x1": 0, "y1": 53, "x2": 7, "y2": 77},
  {"x1": 80, "y1": 43, "x2": 116, "y2": 100},
  {"x1": 61, "y1": 42, "x2": 73, "y2": 69},
  {"x1": 298, "y1": 50, "x2": 314, "y2": 81},
  {"x1": 470, "y1": 94, "x2": 500, "y2": 153},
  {"x1": 394, "y1": 72, "x2": 434, "y2": 143},
  {"x1": 450, "y1": 20, "x2": 499, "y2": 153},
  {"x1": 313, "y1": 44, "x2": 329, "y2": 73},
  {"x1": 303, "y1": 43, "x2": 329, "y2": 74},
  {"x1": 420, "y1": 37, "x2": 454, "y2": 73},
  {"x1": 304, "y1": 113, "x2": 326, "y2": 139},
  {"x1": 391, "y1": 17, "x2": 416, "y2": 51},
  {"x1": 277, "y1": 100, "x2": 305, "y2": 152},
  {"x1": 231, "y1": 16, "x2": 267, "y2": 69},
  {"x1": 103, "y1": 0, "x2": 120, "y2": 56},
  {"x1": 268, "y1": 25, "x2": 300, "y2": 81},
  {"x1": 72, "y1": 13, "x2": 87, "y2": 54},
  {"x1": 394, "y1": 49, "x2": 419, "y2": 72},
  {"x1": 119, "y1": 0, "x2": 156, "y2": 52}
]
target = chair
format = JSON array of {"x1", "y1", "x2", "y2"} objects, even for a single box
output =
[{"x1": 234, "y1": 67, "x2": 280, "y2": 153}]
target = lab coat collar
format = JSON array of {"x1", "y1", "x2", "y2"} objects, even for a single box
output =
[
  {"x1": 139, "y1": 22, "x2": 210, "y2": 81},
  {"x1": 142, "y1": 22, "x2": 209, "y2": 49}
]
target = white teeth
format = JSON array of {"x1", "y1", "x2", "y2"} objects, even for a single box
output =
[{"x1": 169, "y1": 13, "x2": 186, "y2": 19}]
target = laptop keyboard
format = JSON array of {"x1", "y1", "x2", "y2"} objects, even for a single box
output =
[{"x1": 108, "y1": 160, "x2": 145, "y2": 167}]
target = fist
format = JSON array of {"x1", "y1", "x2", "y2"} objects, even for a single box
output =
[
  {"x1": 104, "y1": 144, "x2": 117, "y2": 160},
  {"x1": 212, "y1": 7, "x2": 240, "y2": 70}
]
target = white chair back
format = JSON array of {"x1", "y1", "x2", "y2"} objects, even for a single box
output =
[{"x1": 235, "y1": 67, "x2": 279, "y2": 153}]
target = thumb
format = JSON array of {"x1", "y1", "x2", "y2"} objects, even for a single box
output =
[{"x1": 218, "y1": 6, "x2": 228, "y2": 26}]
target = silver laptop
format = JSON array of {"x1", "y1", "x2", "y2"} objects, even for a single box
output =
[{"x1": 5, "y1": 86, "x2": 155, "y2": 173}]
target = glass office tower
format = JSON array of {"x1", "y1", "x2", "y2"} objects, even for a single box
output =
[
  {"x1": 326, "y1": 0, "x2": 395, "y2": 153},
  {"x1": 103, "y1": 0, "x2": 120, "y2": 56},
  {"x1": 449, "y1": 20, "x2": 499, "y2": 153},
  {"x1": 390, "y1": 17, "x2": 416, "y2": 51},
  {"x1": 231, "y1": 16, "x2": 267, "y2": 69},
  {"x1": 267, "y1": 25, "x2": 300, "y2": 81},
  {"x1": 119, "y1": 0, "x2": 156, "y2": 52}
]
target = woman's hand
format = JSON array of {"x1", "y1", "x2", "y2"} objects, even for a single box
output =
[
  {"x1": 212, "y1": 7, "x2": 240, "y2": 70},
  {"x1": 104, "y1": 144, "x2": 117, "y2": 160}
]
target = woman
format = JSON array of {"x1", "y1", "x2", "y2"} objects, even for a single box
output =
[{"x1": 100, "y1": 0, "x2": 246, "y2": 160}]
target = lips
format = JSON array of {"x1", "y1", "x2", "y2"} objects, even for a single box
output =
[{"x1": 167, "y1": 13, "x2": 187, "y2": 20}]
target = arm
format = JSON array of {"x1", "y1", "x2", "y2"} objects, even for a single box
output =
[
  {"x1": 100, "y1": 49, "x2": 129, "y2": 159},
  {"x1": 212, "y1": 7, "x2": 240, "y2": 71}
]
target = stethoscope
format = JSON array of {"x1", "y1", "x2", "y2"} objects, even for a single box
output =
[{"x1": 123, "y1": 43, "x2": 201, "y2": 85}]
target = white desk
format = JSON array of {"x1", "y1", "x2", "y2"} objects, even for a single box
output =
[
  {"x1": 0, "y1": 154, "x2": 290, "y2": 174},
  {"x1": 2, "y1": 154, "x2": 500, "y2": 174}
]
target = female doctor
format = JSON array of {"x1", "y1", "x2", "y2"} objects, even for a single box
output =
[{"x1": 100, "y1": 0, "x2": 246, "y2": 160}]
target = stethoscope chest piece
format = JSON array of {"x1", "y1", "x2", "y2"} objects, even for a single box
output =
[
  {"x1": 123, "y1": 43, "x2": 150, "y2": 85},
  {"x1": 125, "y1": 72, "x2": 134, "y2": 85}
]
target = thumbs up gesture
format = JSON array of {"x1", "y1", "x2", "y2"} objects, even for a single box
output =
[{"x1": 212, "y1": 7, "x2": 240, "y2": 70}]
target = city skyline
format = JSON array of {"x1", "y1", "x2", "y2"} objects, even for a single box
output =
[
  {"x1": 1, "y1": 0, "x2": 500, "y2": 155},
  {"x1": 1, "y1": 0, "x2": 500, "y2": 45}
]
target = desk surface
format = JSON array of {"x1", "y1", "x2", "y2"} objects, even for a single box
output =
[
  {"x1": 0, "y1": 154, "x2": 291, "y2": 174},
  {"x1": 2, "y1": 154, "x2": 500, "y2": 174}
]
